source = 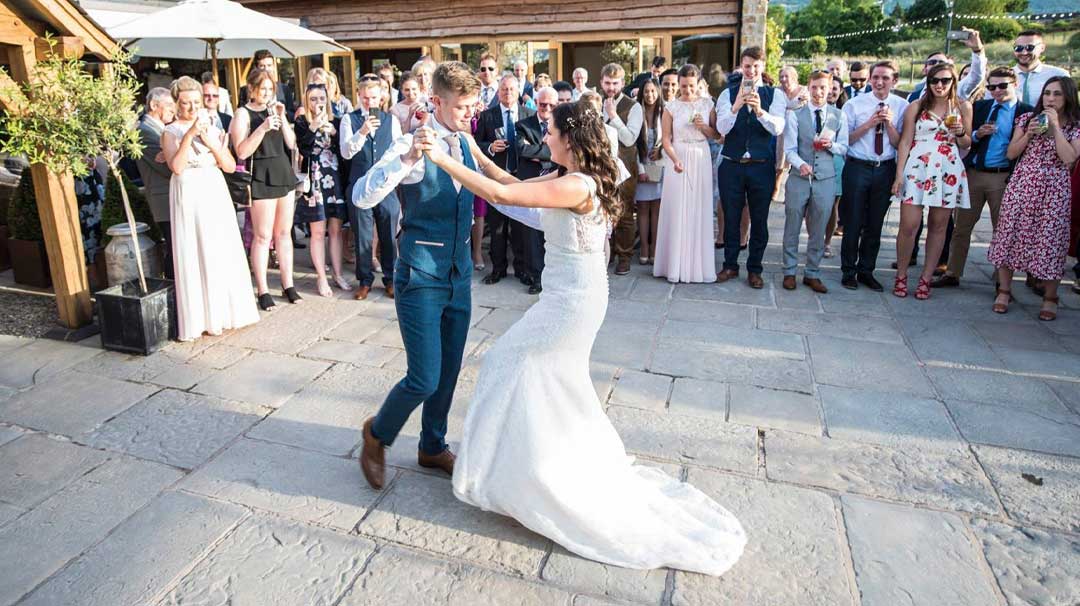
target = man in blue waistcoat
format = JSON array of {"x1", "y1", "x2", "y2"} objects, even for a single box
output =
[
  {"x1": 342, "y1": 75, "x2": 403, "y2": 300},
  {"x1": 715, "y1": 46, "x2": 788, "y2": 289},
  {"x1": 352, "y1": 62, "x2": 481, "y2": 490}
]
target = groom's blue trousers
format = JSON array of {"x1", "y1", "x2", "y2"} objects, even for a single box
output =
[{"x1": 371, "y1": 259, "x2": 472, "y2": 456}]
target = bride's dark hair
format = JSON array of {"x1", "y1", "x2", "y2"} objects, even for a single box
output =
[{"x1": 551, "y1": 102, "x2": 622, "y2": 220}]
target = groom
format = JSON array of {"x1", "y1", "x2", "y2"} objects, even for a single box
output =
[{"x1": 351, "y1": 62, "x2": 481, "y2": 490}]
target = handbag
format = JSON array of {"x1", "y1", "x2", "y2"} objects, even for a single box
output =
[
  {"x1": 224, "y1": 157, "x2": 252, "y2": 208},
  {"x1": 293, "y1": 141, "x2": 311, "y2": 195},
  {"x1": 643, "y1": 161, "x2": 664, "y2": 182}
]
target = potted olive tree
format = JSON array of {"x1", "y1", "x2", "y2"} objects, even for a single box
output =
[{"x1": 0, "y1": 40, "x2": 175, "y2": 354}]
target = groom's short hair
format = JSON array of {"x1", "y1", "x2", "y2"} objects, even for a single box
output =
[{"x1": 432, "y1": 61, "x2": 481, "y2": 98}]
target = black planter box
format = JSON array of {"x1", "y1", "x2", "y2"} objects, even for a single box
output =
[
  {"x1": 8, "y1": 237, "x2": 51, "y2": 288},
  {"x1": 96, "y1": 277, "x2": 178, "y2": 356},
  {"x1": 0, "y1": 225, "x2": 10, "y2": 272}
]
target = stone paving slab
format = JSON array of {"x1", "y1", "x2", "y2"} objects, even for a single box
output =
[
  {"x1": 665, "y1": 299, "x2": 755, "y2": 326},
  {"x1": 971, "y1": 518, "x2": 1080, "y2": 606},
  {"x1": 159, "y1": 514, "x2": 375, "y2": 606},
  {"x1": 0, "y1": 339, "x2": 102, "y2": 389},
  {"x1": 181, "y1": 437, "x2": 380, "y2": 531},
  {"x1": 948, "y1": 400, "x2": 1080, "y2": 458},
  {"x1": 728, "y1": 384, "x2": 822, "y2": 435},
  {"x1": 609, "y1": 370, "x2": 672, "y2": 412},
  {"x1": 898, "y1": 315, "x2": 1005, "y2": 369},
  {"x1": 224, "y1": 300, "x2": 358, "y2": 354},
  {"x1": 973, "y1": 445, "x2": 1080, "y2": 533},
  {"x1": 842, "y1": 495, "x2": 1001, "y2": 606},
  {"x1": 1046, "y1": 379, "x2": 1080, "y2": 414},
  {"x1": 0, "y1": 370, "x2": 157, "y2": 436},
  {"x1": 328, "y1": 314, "x2": 395, "y2": 344},
  {"x1": 341, "y1": 545, "x2": 576, "y2": 606},
  {"x1": 188, "y1": 343, "x2": 252, "y2": 369},
  {"x1": 766, "y1": 430, "x2": 1000, "y2": 515},
  {"x1": 971, "y1": 320, "x2": 1068, "y2": 354},
  {"x1": 756, "y1": 308, "x2": 904, "y2": 344},
  {"x1": 0, "y1": 423, "x2": 25, "y2": 447},
  {"x1": 19, "y1": 491, "x2": 248, "y2": 606},
  {"x1": 0, "y1": 434, "x2": 108, "y2": 508},
  {"x1": 808, "y1": 335, "x2": 935, "y2": 397},
  {"x1": 0, "y1": 456, "x2": 182, "y2": 605},
  {"x1": 84, "y1": 389, "x2": 269, "y2": 469},
  {"x1": 994, "y1": 347, "x2": 1080, "y2": 382},
  {"x1": 193, "y1": 351, "x2": 330, "y2": 408},
  {"x1": 667, "y1": 377, "x2": 728, "y2": 420},
  {"x1": 0, "y1": 502, "x2": 23, "y2": 526},
  {"x1": 926, "y1": 367, "x2": 1074, "y2": 419},
  {"x1": 540, "y1": 544, "x2": 668, "y2": 605},
  {"x1": 672, "y1": 470, "x2": 855, "y2": 606},
  {"x1": 300, "y1": 339, "x2": 400, "y2": 368},
  {"x1": 651, "y1": 340, "x2": 814, "y2": 394},
  {"x1": 607, "y1": 405, "x2": 759, "y2": 475},
  {"x1": 819, "y1": 385, "x2": 963, "y2": 451},
  {"x1": 660, "y1": 321, "x2": 805, "y2": 360},
  {"x1": 673, "y1": 280, "x2": 775, "y2": 307},
  {"x1": 357, "y1": 471, "x2": 550, "y2": 576}
]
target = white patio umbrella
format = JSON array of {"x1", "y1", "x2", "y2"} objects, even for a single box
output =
[{"x1": 107, "y1": 0, "x2": 348, "y2": 81}]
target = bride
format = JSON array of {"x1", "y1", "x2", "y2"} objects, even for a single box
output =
[{"x1": 416, "y1": 101, "x2": 746, "y2": 575}]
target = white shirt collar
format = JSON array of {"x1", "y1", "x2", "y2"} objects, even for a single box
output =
[
  {"x1": 809, "y1": 100, "x2": 828, "y2": 110},
  {"x1": 429, "y1": 115, "x2": 458, "y2": 140}
]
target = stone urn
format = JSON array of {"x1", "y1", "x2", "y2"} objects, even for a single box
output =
[{"x1": 104, "y1": 222, "x2": 161, "y2": 286}]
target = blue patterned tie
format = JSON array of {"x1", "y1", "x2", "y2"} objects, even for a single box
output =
[{"x1": 505, "y1": 109, "x2": 518, "y2": 172}]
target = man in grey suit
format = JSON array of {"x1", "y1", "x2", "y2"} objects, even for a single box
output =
[{"x1": 134, "y1": 87, "x2": 176, "y2": 278}]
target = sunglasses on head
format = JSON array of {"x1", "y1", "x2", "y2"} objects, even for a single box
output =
[
  {"x1": 924, "y1": 59, "x2": 946, "y2": 66},
  {"x1": 358, "y1": 75, "x2": 381, "y2": 82},
  {"x1": 1014, "y1": 44, "x2": 1037, "y2": 52},
  {"x1": 928, "y1": 76, "x2": 954, "y2": 86},
  {"x1": 985, "y1": 82, "x2": 1012, "y2": 91},
  {"x1": 306, "y1": 83, "x2": 327, "y2": 91}
]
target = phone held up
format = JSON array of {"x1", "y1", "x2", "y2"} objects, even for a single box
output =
[{"x1": 946, "y1": 30, "x2": 972, "y2": 41}]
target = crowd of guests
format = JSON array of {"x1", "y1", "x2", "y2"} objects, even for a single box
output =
[{"x1": 128, "y1": 31, "x2": 1079, "y2": 342}]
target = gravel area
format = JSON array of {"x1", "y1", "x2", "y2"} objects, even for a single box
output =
[{"x1": 0, "y1": 290, "x2": 59, "y2": 338}]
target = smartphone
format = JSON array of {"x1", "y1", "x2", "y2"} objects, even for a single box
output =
[
  {"x1": 946, "y1": 30, "x2": 971, "y2": 41},
  {"x1": 741, "y1": 79, "x2": 755, "y2": 91}
]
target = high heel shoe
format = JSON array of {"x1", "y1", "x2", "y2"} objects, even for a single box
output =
[
  {"x1": 257, "y1": 293, "x2": 276, "y2": 311},
  {"x1": 914, "y1": 276, "x2": 931, "y2": 300},
  {"x1": 992, "y1": 288, "x2": 1011, "y2": 314},
  {"x1": 333, "y1": 274, "x2": 352, "y2": 291},
  {"x1": 892, "y1": 275, "x2": 908, "y2": 298},
  {"x1": 283, "y1": 287, "x2": 303, "y2": 304}
]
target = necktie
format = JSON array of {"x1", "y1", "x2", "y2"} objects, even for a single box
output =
[
  {"x1": 814, "y1": 109, "x2": 823, "y2": 135},
  {"x1": 505, "y1": 109, "x2": 518, "y2": 172},
  {"x1": 445, "y1": 133, "x2": 463, "y2": 191},
  {"x1": 1021, "y1": 73, "x2": 1031, "y2": 106},
  {"x1": 977, "y1": 104, "x2": 1000, "y2": 169},
  {"x1": 482, "y1": 87, "x2": 492, "y2": 106},
  {"x1": 541, "y1": 121, "x2": 548, "y2": 137},
  {"x1": 874, "y1": 104, "x2": 885, "y2": 156}
]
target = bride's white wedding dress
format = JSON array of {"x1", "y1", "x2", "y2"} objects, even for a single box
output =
[{"x1": 452, "y1": 173, "x2": 746, "y2": 575}]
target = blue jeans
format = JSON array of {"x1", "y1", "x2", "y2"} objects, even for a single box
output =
[
  {"x1": 371, "y1": 260, "x2": 471, "y2": 455},
  {"x1": 719, "y1": 160, "x2": 773, "y2": 274}
]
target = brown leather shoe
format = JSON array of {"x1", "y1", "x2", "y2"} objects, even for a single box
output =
[
  {"x1": 614, "y1": 258, "x2": 631, "y2": 276},
  {"x1": 930, "y1": 275, "x2": 959, "y2": 288},
  {"x1": 418, "y1": 448, "x2": 456, "y2": 476},
  {"x1": 385, "y1": 284, "x2": 395, "y2": 299},
  {"x1": 353, "y1": 285, "x2": 371, "y2": 300},
  {"x1": 716, "y1": 268, "x2": 739, "y2": 282},
  {"x1": 359, "y1": 417, "x2": 386, "y2": 490},
  {"x1": 782, "y1": 275, "x2": 797, "y2": 290},
  {"x1": 747, "y1": 273, "x2": 764, "y2": 289},
  {"x1": 802, "y1": 277, "x2": 828, "y2": 293}
]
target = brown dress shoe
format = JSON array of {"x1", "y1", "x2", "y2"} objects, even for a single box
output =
[
  {"x1": 418, "y1": 448, "x2": 456, "y2": 476},
  {"x1": 782, "y1": 275, "x2": 797, "y2": 290},
  {"x1": 353, "y1": 285, "x2": 371, "y2": 300},
  {"x1": 716, "y1": 268, "x2": 739, "y2": 282},
  {"x1": 359, "y1": 417, "x2": 386, "y2": 490},
  {"x1": 614, "y1": 258, "x2": 631, "y2": 276},
  {"x1": 747, "y1": 273, "x2": 764, "y2": 289},
  {"x1": 930, "y1": 275, "x2": 959, "y2": 288},
  {"x1": 802, "y1": 277, "x2": 828, "y2": 293},
  {"x1": 385, "y1": 284, "x2": 395, "y2": 299}
]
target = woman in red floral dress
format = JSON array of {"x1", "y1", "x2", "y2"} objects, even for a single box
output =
[
  {"x1": 892, "y1": 63, "x2": 972, "y2": 300},
  {"x1": 988, "y1": 76, "x2": 1080, "y2": 321}
]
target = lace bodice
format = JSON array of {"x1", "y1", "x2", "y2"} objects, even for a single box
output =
[
  {"x1": 666, "y1": 98, "x2": 713, "y2": 143},
  {"x1": 165, "y1": 121, "x2": 225, "y2": 169},
  {"x1": 540, "y1": 173, "x2": 609, "y2": 255}
]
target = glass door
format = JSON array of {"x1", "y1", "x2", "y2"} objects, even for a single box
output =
[{"x1": 323, "y1": 52, "x2": 357, "y2": 106}]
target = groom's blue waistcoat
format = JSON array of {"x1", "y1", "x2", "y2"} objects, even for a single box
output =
[{"x1": 397, "y1": 141, "x2": 476, "y2": 281}]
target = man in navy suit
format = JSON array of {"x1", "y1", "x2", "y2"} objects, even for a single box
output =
[
  {"x1": 475, "y1": 74, "x2": 536, "y2": 284},
  {"x1": 933, "y1": 66, "x2": 1033, "y2": 288},
  {"x1": 843, "y1": 61, "x2": 871, "y2": 99},
  {"x1": 353, "y1": 62, "x2": 482, "y2": 490},
  {"x1": 513, "y1": 86, "x2": 558, "y2": 294}
]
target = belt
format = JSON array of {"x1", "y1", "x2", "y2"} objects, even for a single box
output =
[
  {"x1": 971, "y1": 166, "x2": 1011, "y2": 174},
  {"x1": 722, "y1": 156, "x2": 768, "y2": 164},
  {"x1": 847, "y1": 157, "x2": 896, "y2": 168}
]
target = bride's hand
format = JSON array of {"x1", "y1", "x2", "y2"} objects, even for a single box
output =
[
  {"x1": 673, "y1": 159, "x2": 685, "y2": 173},
  {"x1": 415, "y1": 127, "x2": 449, "y2": 165}
]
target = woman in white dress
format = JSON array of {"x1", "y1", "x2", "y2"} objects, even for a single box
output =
[
  {"x1": 162, "y1": 76, "x2": 260, "y2": 341},
  {"x1": 417, "y1": 101, "x2": 745, "y2": 575},
  {"x1": 653, "y1": 64, "x2": 719, "y2": 283}
]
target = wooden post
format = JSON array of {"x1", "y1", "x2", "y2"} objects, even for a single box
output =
[
  {"x1": 6, "y1": 43, "x2": 92, "y2": 328},
  {"x1": 225, "y1": 58, "x2": 240, "y2": 113}
]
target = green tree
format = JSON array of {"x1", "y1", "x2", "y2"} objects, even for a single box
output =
[
  {"x1": 806, "y1": 35, "x2": 828, "y2": 56},
  {"x1": 785, "y1": 0, "x2": 898, "y2": 56},
  {"x1": 766, "y1": 6, "x2": 786, "y2": 79}
]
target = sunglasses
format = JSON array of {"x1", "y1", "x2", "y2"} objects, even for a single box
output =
[
  {"x1": 479, "y1": 67, "x2": 497, "y2": 72},
  {"x1": 358, "y1": 75, "x2": 381, "y2": 82},
  {"x1": 850, "y1": 78, "x2": 867, "y2": 84},
  {"x1": 203, "y1": 93, "x2": 219, "y2": 98},
  {"x1": 1014, "y1": 44, "x2": 1037, "y2": 52},
  {"x1": 924, "y1": 59, "x2": 947, "y2": 67},
  {"x1": 928, "y1": 77, "x2": 954, "y2": 86},
  {"x1": 985, "y1": 82, "x2": 1012, "y2": 91}
]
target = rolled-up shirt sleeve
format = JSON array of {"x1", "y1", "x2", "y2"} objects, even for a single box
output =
[
  {"x1": 958, "y1": 50, "x2": 986, "y2": 100},
  {"x1": 783, "y1": 111, "x2": 804, "y2": 170},
  {"x1": 352, "y1": 134, "x2": 424, "y2": 209},
  {"x1": 485, "y1": 203, "x2": 545, "y2": 231},
  {"x1": 759, "y1": 91, "x2": 787, "y2": 136},
  {"x1": 715, "y1": 93, "x2": 737, "y2": 136},
  {"x1": 832, "y1": 112, "x2": 850, "y2": 158}
]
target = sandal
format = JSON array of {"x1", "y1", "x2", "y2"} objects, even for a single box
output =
[
  {"x1": 892, "y1": 275, "x2": 908, "y2": 298},
  {"x1": 639, "y1": 256, "x2": 649, "y2": 265},
  {"x1": 914, "y1": 276, "x2": 931, "y2": 300},
  {"x1": 1039, "y1": 296, "x2": 1059, "y2": 321},
  {"x1": 283, "y1": 287, "x2": 303, "y2": 304},
  {"x1": 992, "y1": 287, "x2": 1011, "y2": 314},
  {"x1": 334, "y1": 274, "x2": 352, "y2": 291},
  {"x1": 257, "y1": 292, "x2": 276, "y2": 311}
]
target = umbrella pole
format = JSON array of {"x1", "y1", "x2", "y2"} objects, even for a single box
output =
[{"x1": 211, "y1": 41, "x2": 219, "y2": 84}]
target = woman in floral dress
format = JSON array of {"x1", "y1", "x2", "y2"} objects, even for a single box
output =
[
  {"x1": 989, "y1": 76, "x2": 1080, "y2": 321},
  {"x1": 294, "y1": 83, "x2": 349, "y2": 297},
  {"x1": 892, "y1": 63, "x2": 972, "y2": 300}
]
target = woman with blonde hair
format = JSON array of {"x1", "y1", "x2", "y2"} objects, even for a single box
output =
[
  {"x1": 231, "y1": 67, "x2": 301, "y2": 310},
  {"x1": 162, "y1": 76, "x2": 259, "y2": 340}
]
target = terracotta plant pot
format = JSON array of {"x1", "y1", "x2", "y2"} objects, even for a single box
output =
[{"x1": 0, "y1": 225, "x2": 11, "y2": 272}]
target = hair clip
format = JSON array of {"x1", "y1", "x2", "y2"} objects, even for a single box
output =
[{"x1": 566, "y1": 116, "x2": 577, "y2": 128}]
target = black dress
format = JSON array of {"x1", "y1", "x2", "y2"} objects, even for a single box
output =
[
  {"x1": 294, "y1": 115, "x2": 347, "y2": 223},
  {"x1": 244, "y1": 107, "x2": 296, "y2": 199}
]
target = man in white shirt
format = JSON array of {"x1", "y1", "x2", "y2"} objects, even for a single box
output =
[
  {"x1": 571, "y1": 67, "x2": 591, "y2": 101},
  {"x1": 839, "y1": 60, "x2": 908, "y2": 291},
  {"x1": 600, "y1": 62, "x2": 644, "y2": 275},
  {"x1": 477, "y1": 52, "x2": 499, "y2": 108},
  {"x1": 714, "y1": 46, "x2": 787, "y2": 289},
  {"x1": 1011, "y1": 30, "x2": 1069, "y2": 106},
  {"x1": 906, "y1": 28, "x2": 985, "y2": 102}
]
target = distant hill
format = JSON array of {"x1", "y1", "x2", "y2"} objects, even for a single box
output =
[{"x1": 771, "y1": 0, "x2": 1078, "y2": 13}]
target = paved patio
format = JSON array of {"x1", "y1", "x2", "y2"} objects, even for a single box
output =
[{"x1": 1, "y1": 202, "x2": 1079, "y2": 606}]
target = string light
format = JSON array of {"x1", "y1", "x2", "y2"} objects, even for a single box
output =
[{"x1": 783, "y1": 11, "x2": 1079, "y2": 44}]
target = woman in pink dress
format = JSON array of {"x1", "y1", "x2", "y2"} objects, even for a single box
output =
[
  {"x1": 891, "y1": 63, "x2": 972, "y2": 300},
  {"x1": 988, "y1": 76, "x2": 1080, "y2": 321},
  {"x1": 653, "y1": 64, "x2": 718, "y2": 283}
]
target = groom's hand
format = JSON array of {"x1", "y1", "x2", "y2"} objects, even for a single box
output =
[{"x1": 403, "y1": 128, "x2": 430, "y2": 164}]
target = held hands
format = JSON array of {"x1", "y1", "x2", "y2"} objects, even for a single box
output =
[
  {"x1": 414, "y1": 126, "x2": 450, "y2": 166},
  {"x1": 404, "y1": 126, "x2": 430, "y2": 163}
]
